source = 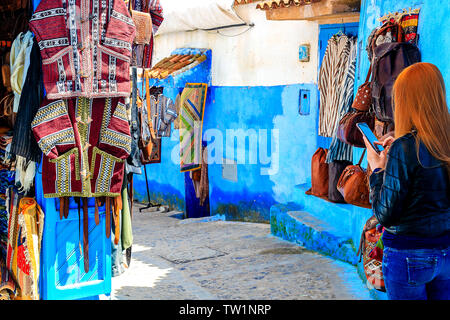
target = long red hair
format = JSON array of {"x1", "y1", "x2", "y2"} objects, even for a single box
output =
[{"x1": 393, "y1": 62, "x2": 450, "y2": 176}]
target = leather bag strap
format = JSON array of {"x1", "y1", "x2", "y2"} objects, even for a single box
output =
[
  {"x1": 112, "y1": 196, "x2": 122, "y2": 246},
  {"x1": 82, "y1": 198, "x2": 89, "y2": 273},
  {"x1": 64, "y1": 197, "x2": 69, "y2": 219},
  {"x1": 59, "y1": 197, "x2": 65, "y2": 220},
  {"x1": 364, "y1": 65, "x2": 372, "y2": 83},
  {"x1": 94, "y1": 198, "x2": 100, "y2": 226},
  {"x1": 357, "y1": 149, "x2": 367, "y2": 167},
  {"x1": 105, "y1": 197, "x2": 111, "y2": 239}
]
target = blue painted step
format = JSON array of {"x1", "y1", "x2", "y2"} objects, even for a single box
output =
[{"x1": 270, "y1": 205, "x2": 358, "y2": 265}]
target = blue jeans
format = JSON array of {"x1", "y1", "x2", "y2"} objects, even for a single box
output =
[{"x1": 382, "y1": 246, "x2": 450, "y2": 300}]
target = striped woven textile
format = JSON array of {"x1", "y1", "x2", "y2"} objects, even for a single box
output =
[
  {"x1": 318, "y1": 35, "x2": 352, "y2": 137},
  {"x1": 179, "y1": 83, "x2": 208, "y2": 172},
  {"x1": 326, "y1": 37, "x2": 358, "y2": 163}
]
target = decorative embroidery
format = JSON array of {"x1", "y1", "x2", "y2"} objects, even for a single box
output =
[
  {"x1": 101, "y1": 0, "x2": 107, "y2": 42},
  {"x1": 101, "y1": 98, "x2": 112, "y2": 134},
  {"x1": 56, "y1": 57, "x2": 66, "y2": 93},
  {"x1": 113, "y1": 102, "x2": 128, "y2": 122},
  {"x1": 91, "y1": 147, "x2": 122, "y2": 194},
  {"x1": 31, "y1": 100, "x2": 68, "y2": 127},
  {"x1": 101, "y1": 129, "x2": 132, "y2": 155},
  {"x1": 92, "y1": 0, "x2": 100, "y2": 93},
  {"x1": 38, "y1": 38, "x2": 69, "y2": 50},
  {"x1": 109, "y1": 55, "x2": 117, "y2": 92},
  {"x1": 51, "y1": 148, "x2": 81, "y2": 194},
  {"x1": 30, "y1": 8, "x2": 65, "y2": 21},
  {"x1": 103, "y1": 37, "x2": 132, "y2": 52},
  {"x1": 111, "y1": 10, "x2": 134, "y2": 26},
  {"x1": 50, "y1": 148, "x2": 80, "y2": 180},
  {"x1": 68, "y1": 0, "x2": 81, "y2": 92},
  {"x1": 36, "y1": 128, "x2": 76, "y2": 157}
]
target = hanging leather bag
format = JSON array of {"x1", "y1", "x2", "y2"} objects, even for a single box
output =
[
  {"x1": 306, "y1": 148, "x2": 329, "y2": 198},
  {"x1": 328, "y1": 160, "x2": 352, "y2": 203},
  {"x1": 371, "y1": 41, "x2": 421, "y2": 124},
  {"x1": 336, "y1": 110, "x2": 375, "y2": 148},
  {"x1": 351, "y1": 66, "x2": 372, "y2": 112},
  {"x1": 336, "y1": 149, "x2": 371, "y2": 208},
  {"x1": 128, "y1": 1, "x2": 153, "y2": 45}
]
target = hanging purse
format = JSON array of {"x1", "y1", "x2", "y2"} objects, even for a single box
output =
[
  {"x1": 128, "y1": 2, "x2": 153, "y2": 45},
  {"x1": 351, "y1": 65, "x2": 372, "y2": 112},
  {"x1": 336, "y1": 149, "x2": 371, "y2": 208},
  {"x1": 336, "y1": 110, "x2": 375, "y2": 148},
  {"x1": 305, "y1": 148, "x2": 329, "y2": 198}
]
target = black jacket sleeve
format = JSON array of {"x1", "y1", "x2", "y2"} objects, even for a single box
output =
[{"x1": 369, "y1": 138, "x2": 411, "y2": 228}]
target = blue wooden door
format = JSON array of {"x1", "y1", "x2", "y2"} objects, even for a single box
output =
[{"x1": 316, "y1": 23, "x2": 359, "y2": 149}]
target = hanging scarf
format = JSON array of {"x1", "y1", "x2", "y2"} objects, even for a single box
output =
[{"x1": 10, "y1": 31, "x2": 34, "y2": 113}]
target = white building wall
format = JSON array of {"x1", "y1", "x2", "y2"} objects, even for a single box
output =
[{"x1": 153, "y1": 4, "x2": 320, "y2": 87}]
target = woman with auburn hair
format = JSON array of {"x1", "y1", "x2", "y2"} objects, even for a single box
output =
[{"x1": 364, "y1": 62, "x2": 450, "y2": 300}]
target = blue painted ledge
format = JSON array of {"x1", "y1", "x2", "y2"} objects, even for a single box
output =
[{"x1": 270, "y1": 185, "x2": 388, "y2": 300}]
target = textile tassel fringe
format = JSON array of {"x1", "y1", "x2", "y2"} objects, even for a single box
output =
[
  {"x1": 14, "y1": 156, "x2": 37, "y2": 194},
  {"x1": 112, "y1": 195, "x2": 122, "y2": 246}
]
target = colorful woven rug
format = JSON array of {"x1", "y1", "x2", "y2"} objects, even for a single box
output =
[{"x1": 179, "y1": 83, "x2": 207, "y2": 172}]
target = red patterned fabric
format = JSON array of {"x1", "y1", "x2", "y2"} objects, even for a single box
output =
[
  {"x1": 31, "y1": 97, "x2": 131, "y2": 198},
  {"x1": 29, "y1": 0, "x2": 136, "y2": 100}
]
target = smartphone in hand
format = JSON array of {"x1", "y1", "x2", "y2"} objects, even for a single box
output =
[{"x1": 356, "y1": 122, "x2": 385, "y2": 154}]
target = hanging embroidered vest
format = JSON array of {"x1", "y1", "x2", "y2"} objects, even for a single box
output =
[
  {"x1": 29, "y1": 0, "x2": 136, "y2": 100},
  {"x1": 31, "y1": 97, "x2": 131, "y2": 198}
]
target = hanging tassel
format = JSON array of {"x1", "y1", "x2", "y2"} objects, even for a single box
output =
[{"x1": 21, "y1": 161, "x2": 37, "y2": 194}]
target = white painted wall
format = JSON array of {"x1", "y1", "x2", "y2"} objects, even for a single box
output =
[{"x1": 153, "y1": 4, "x2": 320, "y2": 87}]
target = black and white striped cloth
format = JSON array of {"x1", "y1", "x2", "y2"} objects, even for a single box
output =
[
  {"x1": 326, "y1": 37, "x2": 358, "y2": 163},
  {"x1": 318, "y1": 34, "x2": 358, "y2": 162}
]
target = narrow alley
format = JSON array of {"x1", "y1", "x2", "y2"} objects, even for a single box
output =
[{"x1": 111, "y1": 204, "x2": 372, "y2": 300}]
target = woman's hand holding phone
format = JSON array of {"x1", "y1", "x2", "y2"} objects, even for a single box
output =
[{"x1": 364, "y1": 136, "x2": 389, "y2": 171}]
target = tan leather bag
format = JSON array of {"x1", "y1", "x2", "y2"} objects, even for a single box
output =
[
  {"x1": 130, "y1": 10, "x2": 152, "y2": 44},
  {"x1": 337, "y1": 149, "x2": 371, "y2": 208},
  {"x1": 306, "y1": 148, "x2": 329, "y2": 198}
]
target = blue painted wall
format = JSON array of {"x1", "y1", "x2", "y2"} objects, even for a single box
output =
[
  {"x1": 204, "y1": 84, "x2": 319, "y2": 222},
  {"x1": 135, "y1": 83, "x2": 320, "y2": 222}
]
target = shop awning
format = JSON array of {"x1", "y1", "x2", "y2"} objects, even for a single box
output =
[
  {"x1": 156, "y1": 0, "x2": 248, "y2": 36},
  {"x1": 234, "y1": 0, "x2": 263, "y2": 5},
  {"x1": 256, "y1": 0, "x2": 322, "y2": 10}
]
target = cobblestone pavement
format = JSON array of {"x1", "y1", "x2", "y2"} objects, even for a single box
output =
[{"x1": 111, "y1": 204, "x2": 372, "y2": 300}]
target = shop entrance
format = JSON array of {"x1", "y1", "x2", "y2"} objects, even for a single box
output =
[{"x1": 316, "y1": 22, "x2": 359, "y2": 149}]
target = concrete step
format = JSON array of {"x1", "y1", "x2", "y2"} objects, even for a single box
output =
[{"x1": 270, "y1": 204, "x2": 358, "y2": 265}]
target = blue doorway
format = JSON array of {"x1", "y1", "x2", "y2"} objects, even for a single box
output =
[{"x1": 316, "y1": 22, "x2": 359, "y2": 149}]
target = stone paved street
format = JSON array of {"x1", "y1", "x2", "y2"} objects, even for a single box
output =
[{"x1": 111, "y1": 204, "x2": 372, "y2": 300}]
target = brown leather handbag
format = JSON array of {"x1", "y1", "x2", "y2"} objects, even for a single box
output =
[
  {"x1": 337, "y1": 149, "x2": 371, "y2": 208},
  {"x1": 129, "y1": 5, "x2": 152, "y2": 45},
  {"x1": 352, "y1": 66, "x2": 372, "y2": 112},
  {"x1": 337, "y1": 110, "x2": 375, "y2": 148},
  {"x1": 306, "y1": 148, "x2": 329, "y2": 197}
]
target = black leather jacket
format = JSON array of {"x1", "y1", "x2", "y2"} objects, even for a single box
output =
[{"x1": 370, "y1": 133, "x2": 450, "y2": 237}]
